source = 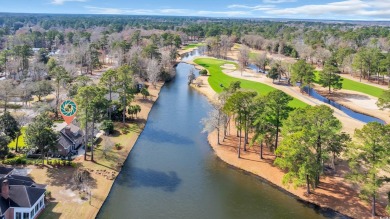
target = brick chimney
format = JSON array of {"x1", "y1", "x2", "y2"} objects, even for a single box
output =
[{"x1": 2, "y1": 179, "x2": 9, "y2": 199}]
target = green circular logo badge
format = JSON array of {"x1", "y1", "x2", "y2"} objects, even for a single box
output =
[{"x1": 60, "y1": 100, "x2": 77, "y2": 117}]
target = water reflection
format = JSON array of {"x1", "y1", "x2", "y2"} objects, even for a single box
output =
[
  {"x1": 117, "y1": 168, "x2": 182, "y2": 192},
  {"x1": 248, "y1": 64, "x2": 268, "y2": 74},
  {"x1": 97, "y1": 50, "x2": 345, "y2": 219},
  {"x1": 304, "y1": 87, "x2": 385, "y2": 124},
  {"x1": 143, "y1": 127, "x2": 194, "y2": 145}
]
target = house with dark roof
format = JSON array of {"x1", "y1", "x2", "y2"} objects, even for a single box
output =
[
  {"x1": 53, "y1": 123, "x2": 84, "y2": 156},
  {"x1": 0, "y1": 167, "x2": 46, "y2": 219}
]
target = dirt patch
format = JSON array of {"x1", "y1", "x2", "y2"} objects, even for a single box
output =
[{"x1": 208, "y1": 127, "x2": 389, "y2": 218}]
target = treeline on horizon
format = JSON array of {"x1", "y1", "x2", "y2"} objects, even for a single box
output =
[
  {"x1": 1, "y1": 13, "x2": 390, "y2": 85},
  {"x1": 1, "y1": 13, "x2": 390, "y2": 35}
]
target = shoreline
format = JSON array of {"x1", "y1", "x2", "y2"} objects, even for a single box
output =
[
  {"x1": 94, "y1": 82, "x2": 165, "y2": 218},
  {"x1": 30, "y1": 82, "x2": 165, "y2": 219},
  {"x1": 313, "y1": 86, "x2": 390, "y2": 124},
  {"x1": 191, "y1": 56, "x2": 390, "y2": 134},
  {"x1": 189, "y1": 61, "x2": 388, "y2": 218},
  {"x1": 207, "y1": 137, "x2": 349, "y2": 219}
]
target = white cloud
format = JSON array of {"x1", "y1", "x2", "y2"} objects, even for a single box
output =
[
  {"x1": 85, "y1": 6, "x2": 251, "y2": 17},
  {"x1": 228, "y1": 4, "x2": 275, "y2": 11},
  {"x1": 197, "y1": 10, "x2": 252, "y2": 16},
  {"x1": 159, "y1": 9, "x2": 189, "y2": 14},
  {"x1": 51, "y1": 0, "x2": 87, "y2": 5},
  {"x1": 263, "y1": 0, "x2": 296, "y2": 3},
  {"x1": 85, "y1": 6, "x2": 189, "y2": 15},
  {"x1": 264, "y1": 0, "x2": 390, "y2": 20},
  {"x1": 85, "y1": 7, "x2": 154, "y2": 14},
  {"x1": 86, "y1": 0, "x2": 390, "y2": 20}
]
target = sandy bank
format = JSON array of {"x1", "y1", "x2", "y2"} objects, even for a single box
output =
[
  {"x1": 219, "y1": 66, "x2": 367, "y2": 135},
  {"x1": 314, "y1": 86, "x2": 390, "y2": 124},
  {"x1": 189, "y1": 60, "x2": 389, "y2": 218}
]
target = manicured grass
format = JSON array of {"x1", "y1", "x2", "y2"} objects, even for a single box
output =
[
  {"x1": 8, "y1": 127, "x2": 26, "y2": 150},
  {"x1": 194, "y1": 58, "x2": 307, "y2": 108},
  {"x1": 314, "y1": 71, "x2": 385, "y2": 97},
  {"x1": 183, "y1": 43, "x2": 204, "y2": 50}
]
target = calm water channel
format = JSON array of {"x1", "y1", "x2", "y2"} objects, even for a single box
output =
[
  {"x1": 304, "y1": 87, "x2": 385, "y2": 124},
  {"x1": 97, "y1": 52, "x2": 345, "y2": 219}
]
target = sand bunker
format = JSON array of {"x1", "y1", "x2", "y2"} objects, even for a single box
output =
[
  {"x1": 344, "y1": 96, "x2": 380, "y2": 110},
  {"x1": 220, "y1": 64, "x2": 236, "y2": 70}
]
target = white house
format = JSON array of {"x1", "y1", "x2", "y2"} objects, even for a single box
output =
[{"x1": 0, "y1": 167, "x2": 46, "y2": 219}]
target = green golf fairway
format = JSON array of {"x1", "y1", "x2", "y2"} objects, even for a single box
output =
[
  {"x1": 314, "y1": 71, "x2": 385, "y2": 97},
  {"x1": 194, "y1": 58, "x2": 307, "y2": 108}
]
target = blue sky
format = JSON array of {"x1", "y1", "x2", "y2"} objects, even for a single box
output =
[{"x1": 1, "y1": 0, "x2": 390, "y2": 20}]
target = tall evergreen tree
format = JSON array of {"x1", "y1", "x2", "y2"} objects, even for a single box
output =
[
  {"x1": 50, "y1": 66, "x2": 70, "y2": 118},
  {"x1": 223, "y1": 90, "x2": 257, "y2": 157},
  {"x1": 275, "y1": 131, "x2": 319, "y2": 194},
  {"x1": 319, "y1": 57, "x2": 343, "y2": 93},
  {"x1": 116, "y1": 65, "x2": 135, "y2": 123},
  {"x1": 290, "y1": 59, "x2": 315, "y2": 92},
  {"x1": 75, "y1": 86, "x2": 107, "y2": 161},
  {"x1": 264, "y1": 90, "x2": 293, "y2": 150},
  {"x1": 0, "y1": 112, "x2": 20, "y2": 150},
  {"x1": 348, "y1": 122, "x2": 390, "y2": 217},
  {"x1": 277, "y1": 105, "x2": 345, "y2": 192},
  {"x1": 377, "y1": 87, "x2": 390, "y2": 114},
  {"x1": 25, "y1": 112, "x2": 58, "y2": 164}
]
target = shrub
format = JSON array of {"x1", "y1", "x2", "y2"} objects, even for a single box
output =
[
  {"x1": 71, "y1": 162, "x2": 78, "y2": 168},
  {"x1": 45, "y1": 190, "x2": 52, "y2": 199},
  {"x1": 101, "y1": 120, "x2": 114, "y2": 135},
  {"x1": 387, "y1": 205, "x2": 390, "y2": 215},
  {"x1": 49, "y1": 159, "x2": 76, "y2": 167},
  {"x1": 2, "y1": 155, "x2": 27, "y2": 165},
  {"x1": 6, "y1": 153, "x2": 15, "y2": 159},
  {"x1": 140, "y1": 88, "x2": 150, "y2": 99},
  {"x1": 115, "y1": 143, "x2": 121, "y2": 150},
  {"x1": 0, "y1": 103, "x2": 22, "y2": 110},
  {"x1": 121, "y1": 127, "x2": 129, "y2": 134},
  {"x1": 199, "y1": 69, "x2": 208, "y2": 76}
]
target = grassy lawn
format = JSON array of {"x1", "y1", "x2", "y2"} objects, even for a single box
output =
[
  {"x1": 194, "y1": 58, "x2": 307, "y2": 108},
  {"x1": 36, "y1": 122, "x2": 141, "y2": 219},
  {"x1": 183, "y1": 43, "x2": 204, "y2": 50},
  {"x1": 8, "y1": 127, "x2": 26, "y2": 150},
  {"x1": 314, "y1": 71, "x2": 385, "y2": 97}
]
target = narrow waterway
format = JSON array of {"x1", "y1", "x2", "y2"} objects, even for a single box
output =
[
  {"x1": 247, "y1": 63, "x2": 385, "y2": 124},
  {"x1": 97, "y1": 53, "x2": 345, "y2": 219},
  {"x1": 303, "y1": 87, "x2": 385, "y2": 124}
]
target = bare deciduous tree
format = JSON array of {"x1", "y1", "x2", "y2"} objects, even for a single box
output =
[
  {"x1": 251, "y1": 52, "x2": 268, "y2": 72},
  {"x1": 201, "y1": 107, "x2": 227, "y2": 145},
  {"x1": 220, "y1": 35, "x2": 234, "y2": 59},
  {"x1": 187, "y1": 67, "x2": 196, "y2": 85},
  {"x1": 146, "y1": 58, "x2": 161, "y2": 88},
  {"x1": 102, "y1": 136, "x2": 114, "y2": 159},
  {"x1": 238, "y1": 45, "x2": 250, "y2": 75},
  {"x1": 0, "y1": 80, "x2": 15, "y2": 112}
]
